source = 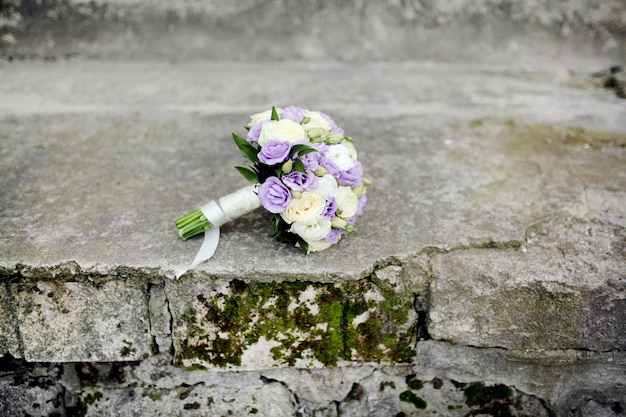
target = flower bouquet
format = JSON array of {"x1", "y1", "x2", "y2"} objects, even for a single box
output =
[{"x1": 175, "y1": 106, "x2": 369, "y2": 275}]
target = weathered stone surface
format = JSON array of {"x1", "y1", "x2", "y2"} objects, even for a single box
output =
[
  {"x1": 1, "y1": 62, "x2": 624, "y2": 282},
  {"x1": 13, "y1": 280, "x2": 151, "y2": 361},
  {"x1": 1, "y1": 0, "x2": 624, "y2": 63},
  {"x1": 0, "y1": 354, "x2": 555, "y2": 416},
  {"x1": 0, "y1": 360, "x2": 66, "y2": 417},
  {"x1": 416, "y1": 340, "x2": 626, "y2": 417},
  {"x1": 0, "y1": 3, "x2": 624, "y2": 413},
  {"x1": 0, "y1": 284, "x2": 21, "y2": 357},
  {"x1": 428, "y1": 218, "x2": 626, "y2": 351},
  {"x1": 167, "y1": 270, "x2": 418, "y2": 370}
]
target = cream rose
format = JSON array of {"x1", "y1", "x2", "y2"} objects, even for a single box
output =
[
  {"x1": 249, "y1": 108, "x2": 282, "y2": 126},
  {"x1": 306, "y1": 239, "x2": 333, "y2": 253},
  {"x1": 302, "y1": 111, "x2": 331, "y2": 132},
  {"x1": 335, "y1": 186, "x2": 359, "y2": 218},
  {"x1": 258, "y1": 119, "x2": 306, "y2": 147},
  {"x1": 290, "y1": 218, "x2": 332, "y2": 243},
  {"x1": 280, "y1": 191, "x2": 326, "y2": 224}
]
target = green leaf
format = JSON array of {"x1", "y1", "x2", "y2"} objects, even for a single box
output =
[
  {"x1": 271, "y1": 106, "x2": 280, "y2": 121},
  {"x1": 297, "y1": 238, "x2": 309, "y2": 255},
  {"x1": 232, "y1": 133, "x2": 260, "y2": 163},
  {"x1": 235, "y1": 166, "x2": 260, "y2": 184},
  {"x1": 291, "y1": 144, "x2": 318, "y2": 156},
  {"x1": 292, "y1": 158, "x2": 306, "y2": 173}
]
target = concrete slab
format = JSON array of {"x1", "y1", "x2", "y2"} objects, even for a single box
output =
[{"x1": 1, "y1": 61, "x2": 624, "y2": 283}]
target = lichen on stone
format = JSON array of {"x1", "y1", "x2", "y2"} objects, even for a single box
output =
[{"x1": 174, "y1": 276, "x2": 416, "y2": 369}]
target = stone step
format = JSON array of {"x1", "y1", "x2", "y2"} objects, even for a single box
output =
[
  {"x1": 2, "y1": 0, "x2": 625, "y2": 63},
  {"x1": 1, "y1": 58, "x2": 625, "y2": 415}
]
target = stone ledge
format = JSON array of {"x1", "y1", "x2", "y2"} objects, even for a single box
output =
[{"x1": 416, "y1": 340, "x2": 626, "y2": 417}]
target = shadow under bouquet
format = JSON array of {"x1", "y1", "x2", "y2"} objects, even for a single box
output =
[{"x1": 175, "y1": 106, "x2": 369, "y2": 275}]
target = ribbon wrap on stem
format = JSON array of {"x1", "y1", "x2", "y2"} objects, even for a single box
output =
[{"x1": 176, "y1": 184, "x2": 260, "y2": 278}]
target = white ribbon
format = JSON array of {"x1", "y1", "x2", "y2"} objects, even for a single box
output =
[{"x1": 176, "y1": 184, "x2": 261, "y2": 279}]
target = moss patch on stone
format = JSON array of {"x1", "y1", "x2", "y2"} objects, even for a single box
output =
[
  {"x1": 399, "y1": 390, "x2": 427, "y2": 409},
  {"x1": 175, "y1": 277, "x2": 416, "y2": 368},
  {"x1": 464, "y1": 382, "x2": 514, "y2": 417}
]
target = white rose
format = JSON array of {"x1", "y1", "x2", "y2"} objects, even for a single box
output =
[
  {"x1": 335, "y1": 186, "x2": 359, "y2": 218},
  {"x1": 280, "y1": 191, "x2": 326, "y2": 224},
  {"x1": 302, "y1": 111, "x2": 331, "y2": 132},
  {"x1": 306, "y1": 239, "x2": 333, "y2": 253},
  {"x1": 249, "y1": 108, "x2": 282, "y2": 126},
  {"x1": 290, "y1": 218, "x2": 332, "y2": 243},
  {"x1": 258, "y1": 119, "x2": 306, "y2": 147},
  {"x1": 313, "y1": 175, "x2": 339, "y2": 198},
  {"x1": 326, "y1": 144, "x2": 355, "y2": 171}
]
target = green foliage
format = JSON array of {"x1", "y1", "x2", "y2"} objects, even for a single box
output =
[
  {"x1": 235, "y1": 166, "x2": 259, "y2": 184},
  {"x1": 232, "y1": 133, "x2": 259, "y2": 163},
  {"x1": 270, "y1": 106, "x2": 280, "y2": 121}
]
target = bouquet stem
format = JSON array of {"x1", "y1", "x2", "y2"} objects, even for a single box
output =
[
  {"x1": 176, "y1": 210, "x2": 214, "y2": 240},
  {"x1": 176, "y1": 184, "x2": 261, "y2": 241}
]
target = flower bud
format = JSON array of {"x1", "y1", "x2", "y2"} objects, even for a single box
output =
[
  {"x1": 291, "y1": 190, "x2": 302, "y2": 199},
  {"x1": 281, "y1": 159, "x2": 293, "y2": 173},
  {"x1": 362, "y1": 177, "x2": 373, "y2": 186},
  {"x1": 352, "y1": 186, "x2": 366, "y2": 198},
  {"x1": 345, "y1": 225, "x2": 356, "y2": 233},
  {"x1": 313, "y1": 166, "x2": 328, "y2": 176},
  {"x1": 300, "y1": 116, "x2": 311, "y2": 125},
  {"x1": 331, "y1": 216, "x2": 348, "y2": 229},
  {"x1": 324, "y1": 133, "x2": 344, "y2": 144},
  {"x1": 307, "y1": 127, "x2": 327, "y2": 142}
]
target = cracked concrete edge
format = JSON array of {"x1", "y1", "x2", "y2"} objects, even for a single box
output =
[{"x1": 3, "y1": 213, "x2": 623, "y2": 363}]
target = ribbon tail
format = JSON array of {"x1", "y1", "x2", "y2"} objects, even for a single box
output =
[{"x1": 175, "y1": 227, "x2": 220, "y2": 279}]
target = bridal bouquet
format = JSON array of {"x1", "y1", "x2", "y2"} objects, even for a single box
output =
[{"x1": 175, "y1": 106, "x2": 369, "y2": 273}]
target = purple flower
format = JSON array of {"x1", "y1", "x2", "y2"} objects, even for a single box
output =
[
  {"x1": 356, "y1": 194, "x2": 367, "y2": 216},
  {"x1": 336, "y1": 161, "x2": 363, "y2": 186},
  {"x1": 282, "y1": 106, "x2": 307, "y2": 123},
  {"x1": 282, "y1": 170, "x2": 318, "y2": 191},
  {"x1": 319, "y1": 156, "x2": 341, "y2": 177},
  {"x1": 258, "y1": 140, "x2": 291, "y2": 165},
  {"x1": 258, "y1": 177, "x2": 291, "y2": 213},
  {"x1": 325, "y1": 228, "x2": 345, "y2": 244},
  {"x1": 247, "y1": 122, "x2": 263, "y2": 143},
  {"x1": 319, "y1": 111, "x2": 344, "y2": 135},
  {"x1": 300, "y1": 150, "x2": 320, "y2": 171},
  {"x1": 322, "y1": 198, "x2": 338, "y2": 218}
]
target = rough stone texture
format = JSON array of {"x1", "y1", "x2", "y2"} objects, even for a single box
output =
[
  {"x1": 428, "y1": 218, "x2": 626, "y2": 351},
  {"x1": 0, "y1": 0, "x2": 624, "y2": 64},
  {"x1": 167, "y1": 271, "x2": 418, "y2": 370},
  {"x1": 0, "y1": 0, "x2": 625, "y2": 415},
  {"x1": 0, "y1": 283, "x2": 20, "y2": 357},
  {"x1": 416, "y1": 340, "x2": 626, "y2": 417},
  {"x1": 0, "y1": 354, "x2": 557, "y2": 416},
  {"x1": 13, "y1": 280, "x2": 152, "y2": 361}
]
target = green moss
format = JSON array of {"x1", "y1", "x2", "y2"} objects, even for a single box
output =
[
  {"x1": 464, "y1": 383, "x2": 512, "y2": 407},
  {"x1": 177, "y1": 277, "x2": 415, "y2": 368},
  {"x1": 83, "y1": 391, "x2": 102, "y2": 405},
  {"x1": 405, "y1": 375, "x2": 423, "y2": 390},
  {"x1": 119, "y1": 340, "x2": 136, "y2": 357},
  {"x1": 431, "y1": 377, "x2": 443, "y2": 389},
  {"x1": 399, "y1": 391, "x2": 427, "y2": 409},
  {"x1": 463, "y1": 382, "x2": 514, "y2": 417}
]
